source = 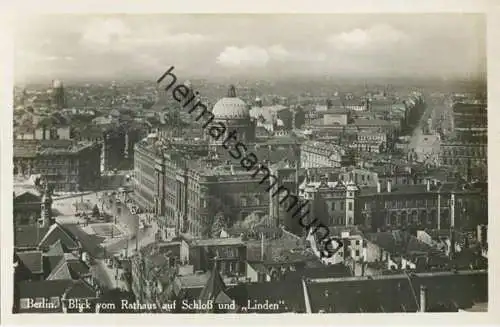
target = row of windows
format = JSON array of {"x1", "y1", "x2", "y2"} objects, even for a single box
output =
[
  {"x1": 363, "y1": 198, "x2": 452, "y2": 210},
  {"x1": 441, "y1": 147, "x2": 485, "y2": 157}
]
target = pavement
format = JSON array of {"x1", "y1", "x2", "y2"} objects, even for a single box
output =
[{"x1": 407, "y1": 95, "x2": 448, "y2": 165}]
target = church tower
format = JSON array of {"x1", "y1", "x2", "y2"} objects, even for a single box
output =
[{"x1": 39, "y1": 183, "x2": 54, "y2": 227}]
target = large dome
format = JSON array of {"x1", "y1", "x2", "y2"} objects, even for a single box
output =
[{"x1": 212, "y1": 85, "x2": 249, "y2": 119}]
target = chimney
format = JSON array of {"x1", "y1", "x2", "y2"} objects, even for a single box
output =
[
  {"x1": 387, "y1": 180, "x2": 392, "y2": 193},
  {"x1": 376, "y1": 181, "x2": 381, "y2": 193},
  {"x1": 426, "y1": 179, "x2": 431, "y2": 192},
  {"x1": 419, "y1": 285, "x2": 427, "y2": 312}
]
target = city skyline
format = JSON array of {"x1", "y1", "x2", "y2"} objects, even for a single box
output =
[{"x1": 14, "y1": 14, "x2": 486, "y2": 83}]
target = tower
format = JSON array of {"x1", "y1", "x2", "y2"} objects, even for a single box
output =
[
  {"x1": 39, "y1": 183, "x2": 54, "y2": 227},
  {"x1": 51, "y1": 79, "x2": 67, "y2": 110}
]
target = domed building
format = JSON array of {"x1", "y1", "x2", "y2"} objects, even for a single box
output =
[{"x1": 211, "y1": 85, "x2": 255, "y2": 144}]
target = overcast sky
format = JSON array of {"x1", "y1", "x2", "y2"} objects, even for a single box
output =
[{"x1": 14, "y1": 14, "x2": 486, "y2": 83}]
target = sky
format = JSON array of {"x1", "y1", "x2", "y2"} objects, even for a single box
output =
[{"x1": 14, "y1": 14, "x2": 486, "y2": 83}]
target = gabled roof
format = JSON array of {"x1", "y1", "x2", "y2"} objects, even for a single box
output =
[
  {"x1": 46, "y1": 239, "x2": 70, "y2": 256},
  {"x1": 198, "y1": 265, "x2": 231, "y2": 304},
  {"x1": 47, "y1": 256, "x2": 90, "y2": 280},
  {"x1": 14, "y1": 191, "x2": 41, "y2": 204},
  {"x1": 61, "y1": 224, "x2": 106, "y2": 259},
  {"x1": 16, "y1": 251, "x2": 43, "y2": 274},
  {"x1": 47, "y1": 258, "x2": 73, "y2": 280},
  {"x1": 64, "y1": 280, "x2": 98, "y2": 299},
  {"x1": 38, "y1": 223, "x2": 79, "y2": 250}
]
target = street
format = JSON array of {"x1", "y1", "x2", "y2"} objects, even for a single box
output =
[
  {"x1": 91, "y1": 259, "x2": 115, "y2": 290},
  {"x1": 407, "y1": 94, "x2": 453, "y2": 165}
]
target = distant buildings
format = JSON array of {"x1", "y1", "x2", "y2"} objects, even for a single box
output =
[
  {"x1": 440, "y1": 99, "x2": 487, "y2": 179},
  {"x1": 133, "y1": 86, "x2": 302, "y2": 238},
  {"x1": 301, "y1": 141, "x2": 345, "y2": 168},
  {"x1": 13, "y1": 140, "x2": 101, "y2": 192}
]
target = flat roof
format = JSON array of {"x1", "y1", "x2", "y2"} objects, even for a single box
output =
[{"x1": 192, "y1": 237, "x2": 244, "y2": 247}]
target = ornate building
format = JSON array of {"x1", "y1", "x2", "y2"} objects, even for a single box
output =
[
  {"x1": 14, "y1": 140, "x2": 102, "y2": 192},
  {"x1": 298, "y1": 176, "x2": 359, "y2": 226},
  {"x1": 133, "y1": 85, "x2": 302, "y2": 238},
  {"x1": 356, "y1": 180, "x2": 487, "y2": 232},
  {"x1": 209, "y1": 84, "x2": 256, "y2": 144},
  {"x1": 296, "y1": 173, "x2": 487, "y2": 233},
  {"x1": 440, "y1": 100, "x2": 487, "y2": 179}
]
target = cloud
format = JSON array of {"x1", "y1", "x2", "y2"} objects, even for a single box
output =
[
  {"x1": 81, "y1": 18, "x2": 131, "y2": 46},
  {"x1": 216, "y1": 46, "x2": 271, "y2": 67},
  {"x1": 328, "y1": 24, "x2": 408, "y2": 51},
  {"x1": 80, "y1": 18, "x2": 210, "y2": 54},
  {"x1": 216, "y1": 45, "x2": 326, "y2": 68}
]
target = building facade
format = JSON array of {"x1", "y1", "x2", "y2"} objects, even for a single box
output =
[
  {"x1": 14, "y1": 140, "x2": 101, "y2": 192},
  {"x1": 301, "y1": 141, "x2": 344, "y2": 168}
]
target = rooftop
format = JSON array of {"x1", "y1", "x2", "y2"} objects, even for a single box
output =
[
  {"x1": 191, "y1": 237, "x2": 244, "y2": 247},
  {"x1": 353, "y1": 118, "x2": 395, "y2": 127},
  {"x1": 306, "y1": 269, "x2": 487, "y2": 313},
  {"x1": 358, "y1": 182, "x2": 486, "y2": 197},
  {"x1": 14, "y1": 140, "x2": 97, "y2": 158}
]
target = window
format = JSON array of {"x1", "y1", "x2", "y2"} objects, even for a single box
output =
[
  {"x1": 348, "y1": 202, "x2": 353, "y2": 211},
  {"x1": 355, "y1": 240, "x2": 360, "y2": 245},
  {"x1": 355, "y1": 250, "x2": 360, "y2": 257},
  {"x1": 331, "y1": 202, "x2": 336, "y2": 211},
  {"x1": 340, "y1": 202, "x2": 344, "y2": 210}
]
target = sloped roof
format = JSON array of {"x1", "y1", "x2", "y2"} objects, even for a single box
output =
[
  {"x1": 15, "y1": 225, "x2": 49, "y2": 248},
  {"x1": 64, "y1": 280, "x2": 98, "y2": 299},
  {"x1": 306, "y1": 270, "x2": 487, "y2": 313},
  {"x1": 62, "y1": 224, "x2": 106, "y2": 259},
  {"x1": 366, "y1": 230, "x2": 433, "y2": 256},
  {"x1": 38, "y1": 223, "x2": 79, "y2": 250},
  {"x1": 14, "y1": 191, "x2": 41, "y2": 204},
  {"x1": 46, "y1": 239, "x2": 70, "y2": 256},
  {"x1": 228, "y1": 279, "x2": 306, "y2": 313},
  {"x1": 47, "y1": 255, "x2": 91, "y2": 281},
  {"x1": 17, "y1": 251, "x2": 43, "y2": 274},
  {"x1": 198, "y1": 265, "x2": 230, "y2": 304},
  {"x1": 47, "y1": 258, "x2": 73, "y2": 280},
  {"x1": 284, "y1": 265, "x2": 352, "y2": 280},
  {"x1": 19, "y1": 279, "x2": 73, "y2": 298}
]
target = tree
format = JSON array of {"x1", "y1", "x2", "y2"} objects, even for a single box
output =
[
  {"x1": 92, "y1": 204, "x2": 100, "y2": 217},
  {"x1": 211, "y1": 212, "x2": 228, "y2": 238}
]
